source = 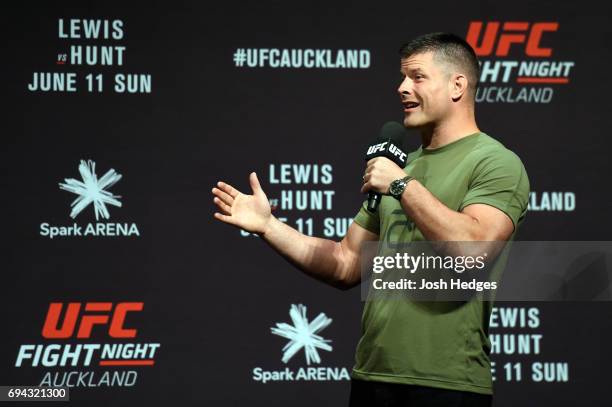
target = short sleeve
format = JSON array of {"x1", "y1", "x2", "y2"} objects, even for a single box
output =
[
  {"x1": 459, "y1": 149, "x2": 530, "y2": 229},
  {"x1": 353, "y1": 199, "x2": 381, "y2": 235}
]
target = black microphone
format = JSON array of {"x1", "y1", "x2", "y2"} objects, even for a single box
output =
[{"x1": 364, "y1": 121, "x2": 409, "y2": 212}]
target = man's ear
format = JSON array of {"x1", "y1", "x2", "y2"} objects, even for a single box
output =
[{"x1": 450, "y1": 73, "x2": 468, "y2": 102}]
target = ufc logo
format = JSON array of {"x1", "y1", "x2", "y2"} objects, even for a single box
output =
[
  {"x1": 367, "y1": 142, "x2": 388, "y2": 155},
  {"x1": 388, "y1": 144, "x2": 407, "y2": 162},
  {"x1": 466, "y1": 22, "x2": 559, "y2": 57},
  {"x1": 42, "y1": 302, "x2": 143, "y2": 339}
]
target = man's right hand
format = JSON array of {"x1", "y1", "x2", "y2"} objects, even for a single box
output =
[{"x1": 212, "y1": 172, "x2": 272, "y2": 235}]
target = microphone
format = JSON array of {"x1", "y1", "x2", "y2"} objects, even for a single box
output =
[{"x1": 364, "y1": 121, "x2": 409, "y2": 212}]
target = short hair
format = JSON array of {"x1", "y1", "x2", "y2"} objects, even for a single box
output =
[{"x1": 399, "y1": 32, "x2": 480, "y2": 99}]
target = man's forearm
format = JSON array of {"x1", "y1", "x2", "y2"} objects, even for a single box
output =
[
  {"x1": 399, "y1": 180, "x2": 483, "y2": 241},
  {"x1": 259, "y1": 216, "x2": 350, "y2": 288}
]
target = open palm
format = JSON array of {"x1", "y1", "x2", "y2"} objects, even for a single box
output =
[{"x1": 212, "y1": 172, "x2": 272, "y2": 234}]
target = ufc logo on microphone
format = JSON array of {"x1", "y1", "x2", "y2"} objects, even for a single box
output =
[
  {"x1": 42, "y1": 302, "x2": 143, "y2": 339},
  {"x1": 388, "y1": 144, "x2": 407, "y2": 162},
  {"x1": 367, "y1": 142, "x2": 388, "y2": 155},
  {"x1": 466, "y1": 22, "x2": 559, "y2": 57}
]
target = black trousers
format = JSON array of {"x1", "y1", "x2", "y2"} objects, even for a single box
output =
[{"x1": 348, "y1": 378, "x2": 492, "y2": 407}]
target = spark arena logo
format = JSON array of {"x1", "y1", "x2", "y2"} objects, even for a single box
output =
[
  {"x1": 39, "y1": 159, "x2": 140, "y2": 239},
  {"x1": 15, "y1": 302, "x2": 160, "y2": 387},
  {"x1": 252, "y1": 304, "x2": 350, "y2": 383},
  {"x1": 466, "y1": 22, "x2": 575, "y2": 103},
  {"x1": 271, "y1": 303, "x2": 333, "y2": 365}
]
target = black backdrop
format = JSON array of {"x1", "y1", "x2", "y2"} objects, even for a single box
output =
[{"x1": 2, "y1": 1, "x2": 612, "y2": 406}]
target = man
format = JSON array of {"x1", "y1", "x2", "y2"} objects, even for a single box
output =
[{"x1": 212, "y1": 32, "x2": 529, "y2": 406}]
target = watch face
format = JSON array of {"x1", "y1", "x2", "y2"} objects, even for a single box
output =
[{"x1": 390, "y1": 180, "x2": 403, "y2": 196}]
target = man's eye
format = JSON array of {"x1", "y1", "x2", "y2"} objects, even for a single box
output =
[{"x1": 415, "y1": 75, "x2": 424, "y2": 80}]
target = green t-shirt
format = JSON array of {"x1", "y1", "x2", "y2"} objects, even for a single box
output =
[{"x1": 351, "y1": 131, "x2": 530, "y2": 395}]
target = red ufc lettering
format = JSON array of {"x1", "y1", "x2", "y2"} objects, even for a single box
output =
[
  {"x1": 466, "y1": 21, "x2": 558, "y2": 57},
  {"x1": 41, "y1": 302, "x2": 144, "y2": 339}
]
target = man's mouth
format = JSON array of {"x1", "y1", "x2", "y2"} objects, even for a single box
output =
[{"x1": 402, "y1": 101, "x2": 420, "y2": 112}]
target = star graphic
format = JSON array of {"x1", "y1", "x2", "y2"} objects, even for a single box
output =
[
  {"x1": 59, "y1": 159, "x2": 122, "y2": 220},
  {"x1": 271, "y1": 304, "x2": 333, "y2": 365}
]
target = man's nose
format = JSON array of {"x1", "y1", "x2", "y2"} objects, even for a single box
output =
[{"x1": 397, "y1": 78, "x2": 412, "y2": 98}]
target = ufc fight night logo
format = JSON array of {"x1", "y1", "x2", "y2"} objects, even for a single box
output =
[
  {"x1": 465, "y1": 21, "x2": 575, "y2": 103},
  {"x1": 14, "y1": 302, "x2": 161, "y2": 388}
]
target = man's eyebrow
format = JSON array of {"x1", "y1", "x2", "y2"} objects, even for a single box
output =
[{"x1": 400, "y1": 67, "x2": 426, "y2": 74}]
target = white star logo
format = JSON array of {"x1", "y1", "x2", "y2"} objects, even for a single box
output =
[
  {"x1": 271, "y1": 304, "x2": 333, "y2": 365},
  {"x1": 59, "y1": 159, "x2": 122, "y2": 220}
]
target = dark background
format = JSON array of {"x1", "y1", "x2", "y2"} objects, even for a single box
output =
[{"x1": 2, "y1": 1, "x2": 611, "y2": 406}]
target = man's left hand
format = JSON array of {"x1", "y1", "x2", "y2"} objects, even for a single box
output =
[{"x1": 360, "y1": 157, "x2": 407, "y2": 195}]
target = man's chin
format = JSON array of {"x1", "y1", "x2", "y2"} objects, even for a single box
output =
[{"x1": 402, "y1": 116, "x2": 420, "y2": 128}]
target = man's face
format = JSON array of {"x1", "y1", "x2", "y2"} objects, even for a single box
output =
[{"x1": 397, "y1": 51, "x2": 451, "y2": 128}]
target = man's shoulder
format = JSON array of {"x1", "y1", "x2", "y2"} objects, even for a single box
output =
[
  {"x1": 470, "y1": 132, "x2": 525, "y2": 167},
  {"x1": 472, "y1": 132, "x2": 509, "y2": 152}
]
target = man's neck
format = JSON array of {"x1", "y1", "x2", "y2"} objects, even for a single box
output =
[{"x1": 420, "y1": 114, "x2": 480, "y2": 149}]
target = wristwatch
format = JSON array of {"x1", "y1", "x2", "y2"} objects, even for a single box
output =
[{"x1": 388, "y1": 175, "x2": 414, "y2": 200}]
